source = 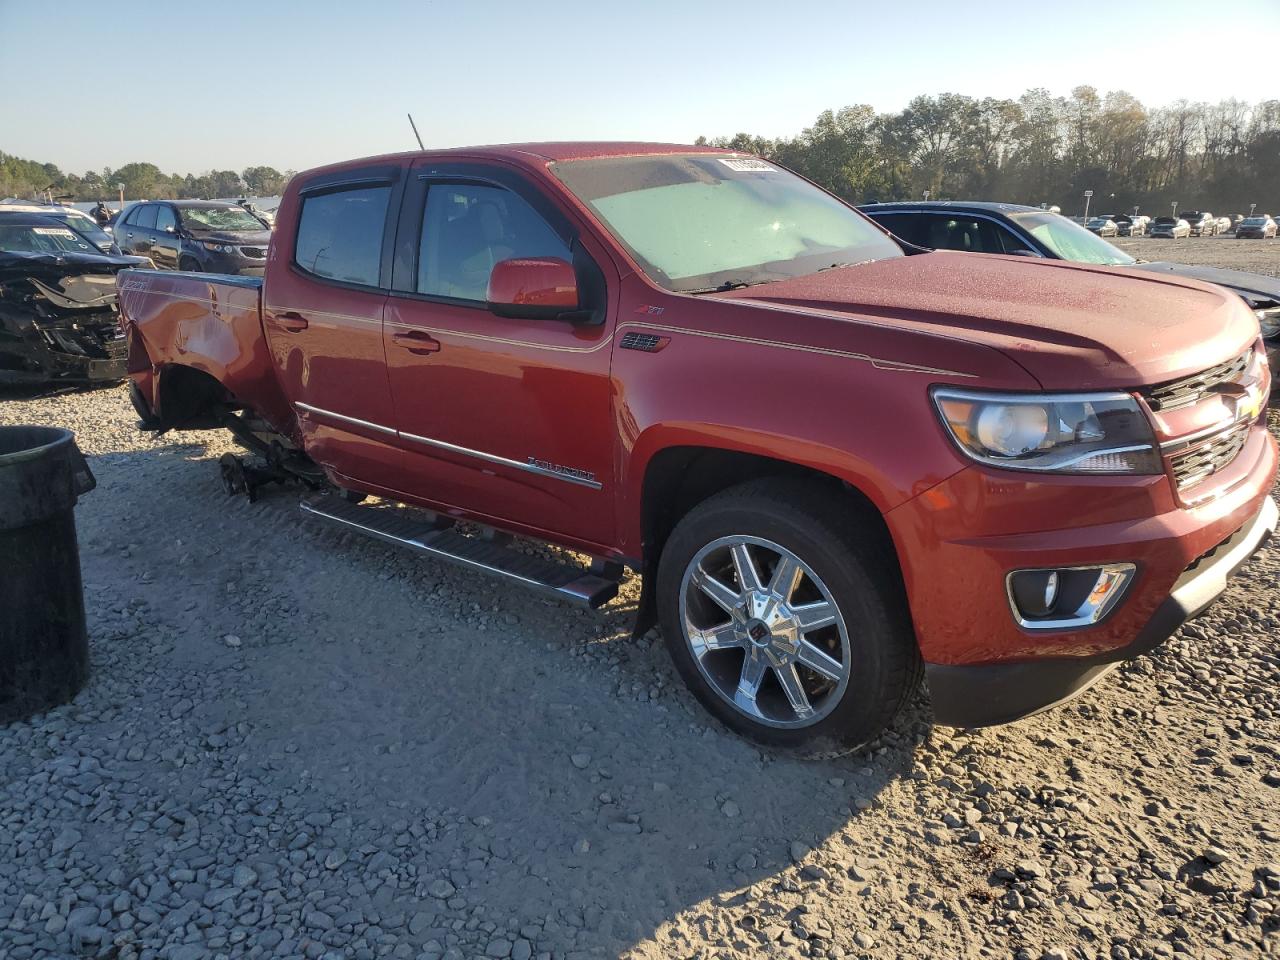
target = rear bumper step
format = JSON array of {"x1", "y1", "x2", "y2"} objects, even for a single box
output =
[{"x1": 299, "y1": 495, "x2": 621, "y2": 609}]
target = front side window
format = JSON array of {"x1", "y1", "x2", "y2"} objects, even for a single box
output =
[
  {"x1": 1009, "y1": 211, "x2": 1134, "y2": 266},
  {"x1": 417, "y1": 183, "x2": 570, "y2": 301},
  {"x1": 294, "y1": 186, "x2": 391, "y2": 287},
  {"x1": 155, "y1": 206, "x2": 177, "y2": 232},
  {"x1": 918, "y1": 215, "x2": 1012, "y2": 254},
  {"x1": 551, "y1": 154, "x2": 900, "y2": 293}
]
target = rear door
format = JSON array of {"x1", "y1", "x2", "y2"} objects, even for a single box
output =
[
  {"x1": 123, "y1": 203, "x2": 158, "y2": 258},
  {"x1": 151, "y1": 204, "x2": 181, "y2": 269},
  {"x1": 261, "y1": 162, "x2": 406, "y2": 491},
  {"x1": 381, "y1": 160, "x2": 618, "y2": 548}
]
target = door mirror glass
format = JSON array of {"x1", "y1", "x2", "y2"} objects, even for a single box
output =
[{"x1": 486, "y1": 257, "x2": 578, "y2": 320}]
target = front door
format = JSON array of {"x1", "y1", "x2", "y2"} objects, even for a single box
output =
[
  {"x1": 262, "y1": 167, "x2": 405, "y2": 491},
  {"x1": 382, "y1": 162, "x2": 617, "y2": 549}
]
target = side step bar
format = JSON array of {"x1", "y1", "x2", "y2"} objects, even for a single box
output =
[{"x1": 299, "y1": 495, "x2": 621, "y2": 609}]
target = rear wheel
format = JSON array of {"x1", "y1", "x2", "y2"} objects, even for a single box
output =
[{"x1": 656, "y1": 479, "x2": 920, "y2": 753}]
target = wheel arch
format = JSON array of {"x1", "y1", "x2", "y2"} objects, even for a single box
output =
[
  {"x1": 153, "y1": 362, "x2": 232, "y2": 428},
  {"x1": 628, "y1": 437, "x2": 906, "y2": 639}
]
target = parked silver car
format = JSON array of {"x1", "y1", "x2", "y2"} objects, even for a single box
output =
[
  {"x1": 1181, "y1": 211, "x2": 1217, "y2": 236},
  {"x1": 1149, "y1": 217, "x2": 1191, "y2": 238},
  {"x1": 1085, "y1": 215, "x2": 1118, "y2": 237}
]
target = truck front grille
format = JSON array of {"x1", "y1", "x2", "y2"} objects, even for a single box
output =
[
  {"x1": 1170, "y1": 422, "x2": 1251, "y2": 491},
  {"x1": 1144, "y1": 350, "x2": 1251, "y2": 412}
]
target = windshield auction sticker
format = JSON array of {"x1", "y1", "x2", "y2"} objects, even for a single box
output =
[
  {"x1": 33, "y1": 227, "x2": 77, "y2": 237},
  {"x1": 718, "y1": 158, "x2": 776, "y2": 173}
]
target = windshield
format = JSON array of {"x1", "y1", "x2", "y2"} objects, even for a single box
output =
[
  {"x1": 0, "y1": 223, "x2": 98, "y2": 255},
  {"x1": 179, "y1": 206, "x2": 265, "y2": 232},
  {"x1": 1009, "y1": 211, "x2": 1135, "y2": 265},
  {"x1": 1242, "y1": 217, "x2": 1268, "y2": 225},
  {"x1": 53, "y1": 214, "x2": 112, "y2": 247},
  {"x1": 550, "y1": 154, "x2": 901, "y2": 292}
]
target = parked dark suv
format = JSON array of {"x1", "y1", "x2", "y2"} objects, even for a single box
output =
[{"x1": 115, "y1": 200, "x2": 271, "y2": 275}]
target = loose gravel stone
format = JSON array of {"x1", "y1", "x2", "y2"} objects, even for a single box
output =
[{"x1": 1, "y1": 343, "x2": 1278, "y2": 959}]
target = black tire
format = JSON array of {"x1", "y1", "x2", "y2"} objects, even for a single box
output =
[
  {"x1": 656, "y1": 478, "x2": 921, "y2": 754},
  {"x1": 179, "y1": 256, "x2": 201, "y2": 272}
]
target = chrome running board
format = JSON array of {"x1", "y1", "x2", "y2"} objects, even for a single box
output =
[{"x1": 299, "y1": 495, "x2": 621, "y2": 609}]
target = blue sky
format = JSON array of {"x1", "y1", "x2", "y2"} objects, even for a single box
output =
[{"x1": 3, "y1": 0, "x2": 1277, "y2": 175}]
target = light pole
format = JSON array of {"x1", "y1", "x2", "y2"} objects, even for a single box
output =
[
  {"x1": 1250, "y1": 203, "x2": 1257, "y2": 217},
  {"x1": 116, "y1": 183, "x2": 124, "y2": 210},
  {"x1": 1083, "y1": 189, "x2": 1093, "y2": 221},
  {"x1": 1171, "y1": 201, "x2": 1178, "y2": 221},
  {"x1": 1133, "y1": 205, "x2": 1140, "y2": 216},
  {"x1": 923, "y1": 190, "x2": 930, "y2": 201}
]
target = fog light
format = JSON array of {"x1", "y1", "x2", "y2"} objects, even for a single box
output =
[
  {"x1": 1006, "y1": 563, "x2": 1135, "y2": 630},
  {"x1": 1010, "y1": 569, "x2": 1059, "y2": 617}
]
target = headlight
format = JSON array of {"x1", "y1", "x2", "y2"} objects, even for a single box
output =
[
  {"x1": 200, "y1": 241, "x2": 237, "y2": 253},
  {"x1": 932, "y1": 388, "x2": 1161, "y2": 474},
  {"x1": 1255, "y1": 307, "x2": 1280, "y2": 339}
]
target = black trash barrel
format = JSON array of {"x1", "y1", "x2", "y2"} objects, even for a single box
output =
[{"x1": 0, "y1": 426, "x2": 95, "y2": 723}]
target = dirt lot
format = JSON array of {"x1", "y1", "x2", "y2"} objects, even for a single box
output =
[
  {"x1": 1, "y1": 241, "x2": 1278, "y2": 960},
  {"x1": 1113, "y1": 234, "x2": 1279, "y2": 278}
]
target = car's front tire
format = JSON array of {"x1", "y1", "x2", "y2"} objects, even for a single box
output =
[{"x1": 656, "y1": 479, "x2": 920, "y2": 753}]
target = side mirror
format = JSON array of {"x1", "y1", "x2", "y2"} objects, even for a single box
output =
[
  {"x1": 1006, "y1": 249, "x2": 1043, "y2": 258},
  {"x1": 164, "y1": 224, "x2": 176, "y2": 234},
  {"x1": 487, "y1": 257, "x2": 579, "y2": 321}
]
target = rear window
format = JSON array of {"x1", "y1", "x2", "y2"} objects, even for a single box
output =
[{"x1": 294, "y1": 186, "x2": 391, "y2": 287}]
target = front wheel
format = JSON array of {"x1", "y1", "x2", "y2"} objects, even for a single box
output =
[
  {"x1": 656, "y1": 479, "x2": 920, "y2": 752},
  {"x1": 179, "y1": 256, "x2": 201, "y2": 272}
]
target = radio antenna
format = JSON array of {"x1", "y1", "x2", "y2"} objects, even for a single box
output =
[{"x1": 407, "y1": 113, "x2": 425, "y2": 150}]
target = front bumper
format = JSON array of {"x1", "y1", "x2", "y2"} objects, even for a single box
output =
[
  {"x1": 197, "y1": 250, "x2": 266, "y2": 277},
  {"x1": 0, "y1": 323, "x2": 128, "y2": 384},
  {"x1": 927, "y1": 496, "x2": 1277, "y2": 726},
  {"x1": 887, "y1": 418, "x2": 1277, "y2": 726}
]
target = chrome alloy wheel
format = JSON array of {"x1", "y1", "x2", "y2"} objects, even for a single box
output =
[{"x1": 679, "y1": 535, "x2": 852, "y2": 728}]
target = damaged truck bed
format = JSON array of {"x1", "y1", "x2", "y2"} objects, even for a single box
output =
[{"x1": 0, "y1": 248, "x2": 146, "y2": 383}]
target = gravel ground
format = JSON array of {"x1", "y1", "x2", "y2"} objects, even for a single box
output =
[
  {"x1": 1112, "y1": 234, "x2": 1279, "y2": 278},
  {"x1": 2, "y1": 249, "x2": 1279, "y2": 959}
]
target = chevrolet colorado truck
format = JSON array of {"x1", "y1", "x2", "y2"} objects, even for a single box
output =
[{"x1": 116, "y1": 143, "x2": 1278, "y2": 750}]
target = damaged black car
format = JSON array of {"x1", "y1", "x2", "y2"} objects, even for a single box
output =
[{"x1": 0, "y1": 214, "x2": 149, "y2": 384}]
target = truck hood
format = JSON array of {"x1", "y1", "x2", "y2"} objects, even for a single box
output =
[
  {"x1": 1129, "y1": 261, "x2": 1280, "y2": 308},
  {"x1": 715, "y1": 251, "x2": 1258, "y2": 390}
]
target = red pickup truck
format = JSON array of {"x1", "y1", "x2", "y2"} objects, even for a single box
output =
[{"x1": 117, "y1": 143, "x2": 1277, "y2": 751}]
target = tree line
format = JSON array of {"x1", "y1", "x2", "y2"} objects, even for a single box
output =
[
  {"x1": 6, "y1": 86, "x2": 1278, "y2": 214},
  {"x1": 698, "y1": 86, "x2": 1280, "y2": 216},
  {"x1": 0, "y1": 154, "x2": 293, "y2": 202}
]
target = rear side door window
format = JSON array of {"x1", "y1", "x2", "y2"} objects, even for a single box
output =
[
  {"x1": 866, "y1": 212, "x2": 928, "y2": 247},
  {"x1": 294, "y1": 186, "x2": 392, "y2": 287},
  {"x1": 134, "y1": 204, "x2": 158, "y2": 230},
  {"x1": 417, "y1": 183, "x2": 571, "y2": 301}
]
